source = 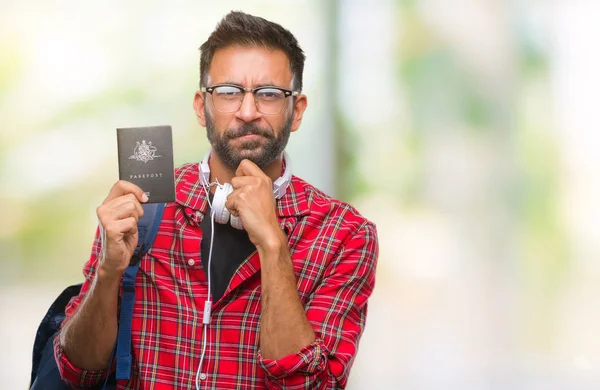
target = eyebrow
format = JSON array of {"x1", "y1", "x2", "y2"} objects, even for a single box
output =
[{"x1": 217, "y1": 80, "x2": 284, "y2": 89}]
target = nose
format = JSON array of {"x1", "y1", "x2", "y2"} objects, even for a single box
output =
[{"x1": 235, "y1": 91, "x2": 261, "y2": 122}]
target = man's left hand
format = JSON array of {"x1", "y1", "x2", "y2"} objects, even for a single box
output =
[{"x1": 227, "y1": 159, "x2": 283, "y2": 248}]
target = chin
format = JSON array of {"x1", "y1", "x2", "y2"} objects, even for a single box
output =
[
  {"x1": 237, "y1": 150, "x2": 265, "y2": 164},
  {"x1": 230, "y1": 140, "x2": 264, "y2": 156}
]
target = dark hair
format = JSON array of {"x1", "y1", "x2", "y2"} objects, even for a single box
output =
[{"x1": 199, "y1": 11, "x2": 305, "y2": 92}]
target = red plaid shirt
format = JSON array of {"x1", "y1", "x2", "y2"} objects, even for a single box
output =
[{"x1": 55, "y1": 162, "x2": 378, "y2": 389}]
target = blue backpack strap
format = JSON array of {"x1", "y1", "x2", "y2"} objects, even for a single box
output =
[{"x1": 115, "y1": 202, "x2": 165, "y2": 381}]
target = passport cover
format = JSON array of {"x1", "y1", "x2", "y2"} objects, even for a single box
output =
[{"x1": 117, "y1": 125, "x2": 175, "y2": 203}]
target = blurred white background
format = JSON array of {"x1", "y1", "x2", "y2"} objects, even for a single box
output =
[{"x1": 2, "y1": 0, "x2": 600, "y2": 388}]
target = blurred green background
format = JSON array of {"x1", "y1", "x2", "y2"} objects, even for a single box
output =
[{"x1": 2, "y1": 1, "x2": 599, "y2": 388}]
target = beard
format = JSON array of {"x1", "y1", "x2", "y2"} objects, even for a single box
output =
[{"x1": 205, "y1": 111, "x2": 292, "y2": 170}]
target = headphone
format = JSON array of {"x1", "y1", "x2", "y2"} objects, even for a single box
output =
[{"x1": 198, "y1": 148, "x2": 293, "y2": 230}]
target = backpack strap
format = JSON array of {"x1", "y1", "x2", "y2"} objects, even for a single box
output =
[{"x1": 115, "y1": 202, "x2": 165, "y2": 381}]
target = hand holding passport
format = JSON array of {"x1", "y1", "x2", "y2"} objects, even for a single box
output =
[{"x1": 117, "y1": 125, "x2": 175, "y2": 203}]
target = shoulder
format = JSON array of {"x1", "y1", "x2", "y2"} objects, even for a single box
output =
[
  {"x1": 174, "y1": 162, "x2": 200, "y2": 186},
  {"x1": 291, "y1": 176, "x2": 377, "y2": 245},
  {"x1": 173, "y1": 162, "x2": 204, "y2": 202}
]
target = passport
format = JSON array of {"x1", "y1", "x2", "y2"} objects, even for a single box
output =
[{"x1": 117, "y1": 125, "x2": 175, "y2": 203}]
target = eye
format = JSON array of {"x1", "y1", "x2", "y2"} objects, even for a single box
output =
[
  {"x1": 214, "y1": 86, "x2": 242, "y2": 98},
  {"x1": 256, "y1": 88, "x2": 285, "y2": 100}
]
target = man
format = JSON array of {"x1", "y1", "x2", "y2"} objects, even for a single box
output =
[{"x1": 54, "y1": 11, "x2": 378, "y2": 389}]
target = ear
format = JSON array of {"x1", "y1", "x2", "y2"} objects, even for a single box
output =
[
  {"x1": 193, "y1": 91, "x2": 207, "y2": 127},
  {"x1": 290, "y1": 94, "x2": 308, "y2": 133}
]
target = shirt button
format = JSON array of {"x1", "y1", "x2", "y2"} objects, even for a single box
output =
[
  {"x1": 187, "y1": 259, "x2": 195, "y2": 266},
  {"x1": 199, "y1": 373, "x2": 207, "y2": 380}
]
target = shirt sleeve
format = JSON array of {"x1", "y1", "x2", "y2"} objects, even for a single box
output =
[
  {"x1": 53, "y1": 226, "x2": 114, "y2": 388},
  {"x1": 258, "y1": 221, "x2": 378, "y2": 389}
]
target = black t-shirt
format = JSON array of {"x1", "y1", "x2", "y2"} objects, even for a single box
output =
[{"x1": 199, "y1": 195, "x2": 256, "y2": 302}]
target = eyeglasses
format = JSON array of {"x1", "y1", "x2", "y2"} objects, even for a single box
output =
[{"x1": 201, "y1": 84, "x2": 299, "y2": 115}]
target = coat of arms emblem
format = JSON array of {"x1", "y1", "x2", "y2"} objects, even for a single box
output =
[{"x1": 129, "y1": 140, "x2": 161, "y2": 163}]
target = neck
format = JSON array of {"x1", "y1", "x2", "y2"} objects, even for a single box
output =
[{"x1": 207, "y1": 152, "x2": 284, "y2": 191}]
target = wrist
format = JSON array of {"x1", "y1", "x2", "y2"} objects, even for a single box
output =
[
  {"x1": 96, "y1": 264, "x2": 123, "y2": 287},
  {"x1": 256, "y1": 226, "x2": 287, "y2": 255}
]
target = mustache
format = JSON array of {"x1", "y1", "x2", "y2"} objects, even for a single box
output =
[{"x1": 223, "y1": 124, "x2": 274, "y2": 140}]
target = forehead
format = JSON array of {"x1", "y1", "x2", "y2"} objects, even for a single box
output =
[{"x1": 208, "y1": 45, "x2": 293, "y2": 87}]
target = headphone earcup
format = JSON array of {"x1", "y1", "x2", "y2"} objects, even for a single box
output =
[
  {"x1": 229, "y1": 215, "x2": 243, "y2": 230},
  {"x1": 211, "y1": 183, "x2": 232, "y2": 224}
]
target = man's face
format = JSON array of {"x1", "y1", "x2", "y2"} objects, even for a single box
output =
[{"x1": 194, "y1": 45, "x2": 307, "y2": 170}]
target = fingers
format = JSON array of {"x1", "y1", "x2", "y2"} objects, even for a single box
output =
[
  {"x1": 103, "y1": 180, "x2": 148, "y2": 205},
  {"x1": 97, "y1": 190, "x2": 146, "y2": 240},
  {"x1": 95, "y1": 181, "x2": 149, "y2": 276},
  {"x1": 228, "y1": 160, "x2": 279, "y2": 236},
  {"x1": 103, "y1": 217, "x2": 138, "y2": 239},
  {"x1": 231, "y1": 167, "x2": 273, "y2": 190},
  {"x1": 230, "y1": 175, "x2": 262, "y2": 190},
  {"x1": 98, "y1": 193, "x2": 144, "y2": 222},
  {"x1": 235, "y1": 159, "x2": 266, "y2": 178},
  {"x1": 111, "y1": 194, "x2": 145, "y2": 219},
  {"x1": 224, "y1": 189, "x2": 242, "y2": 217},
  {"x1": 228, "y1": 167, "x2": 276, "y2": 213},
  {"x1": 224, "y1": 186, "x2": 275, "y2": 218}
]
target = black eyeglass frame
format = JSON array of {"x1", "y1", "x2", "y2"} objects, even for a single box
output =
[{"x1": 200, "y1": 84, "x2": 299, "y2": 115}]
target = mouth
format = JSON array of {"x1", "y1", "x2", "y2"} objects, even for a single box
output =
[
  {"x1": 230, "y1": 133, "x2": 264, "y2": 142},
  {"x1": 239, "y1": 133, "x2": 261, "y2": 139}
]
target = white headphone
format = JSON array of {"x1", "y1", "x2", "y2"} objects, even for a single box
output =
[{"x1": 198, "y1": 148, "x2": 293, "y2": 230}]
